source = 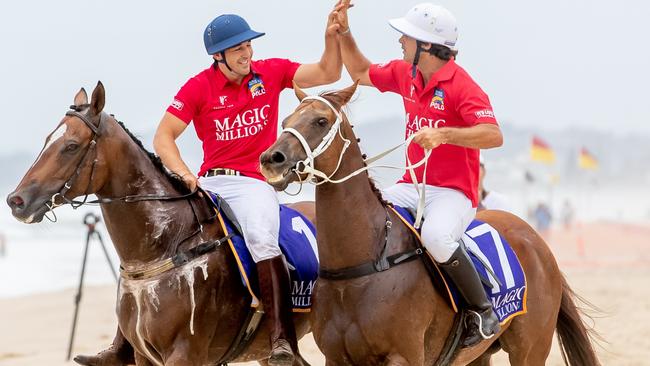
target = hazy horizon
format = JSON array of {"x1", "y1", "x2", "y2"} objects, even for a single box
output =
[{"x1": 1, "y1": 0, "x2": 649, "y2": 156}]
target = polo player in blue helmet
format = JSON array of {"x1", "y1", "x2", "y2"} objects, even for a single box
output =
[{"x1": 75, "y1": 8, "x2": 344, "y2": 366}]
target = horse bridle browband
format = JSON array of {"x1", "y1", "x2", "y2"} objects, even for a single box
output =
[
  {"x1": 45, "y1": 104, "x2": 230, "y2": 279},
  {"x1": 281, "y1": 95, "x2": 352, "y2": 187},
  {"x1": 44, "y1": 104, "x2": 200, "y2": 222},
  {"x1": 44, "y1": 104, "x2": 103, "y2": 219}
]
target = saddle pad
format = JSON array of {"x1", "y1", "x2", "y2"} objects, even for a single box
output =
[
  {"x1": 208, "y1": 192, "x2": 319, "y2": 312},
  {"x1": 392, "y1": 206, "x2": 527, "y2": 324}
]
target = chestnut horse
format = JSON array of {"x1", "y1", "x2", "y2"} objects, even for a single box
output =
[
  {"x1": 6, "y1": 82, "x2": 314, "y2": 366},
  {"x1": 259, "y1": 83, "x2": 600, "y2": 365}
]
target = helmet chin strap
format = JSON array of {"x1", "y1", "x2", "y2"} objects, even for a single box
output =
[
  {"x1": 218, "y1": 51, "x2": 234, "y2": 72},
  {"x1": 411, "y1": 40, "x2": 425, "y2": 79}
]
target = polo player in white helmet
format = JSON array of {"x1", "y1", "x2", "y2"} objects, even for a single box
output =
[{"x1": 330, "y1": 1, "x2": 504, "y2": 347}]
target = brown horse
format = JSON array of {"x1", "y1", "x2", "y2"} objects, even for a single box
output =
[
  {"x1": 259, "y1": 83, "x2": 601, "y2": 365},
  {"x1": 6, "y1": 82, "x2": 314, "y2": 366}
]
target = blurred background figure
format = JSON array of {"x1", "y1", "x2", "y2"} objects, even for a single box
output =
[
  {"x1": 532, "y1": 202, "x2": 553, "y2": 238},
  {"x1": 478, "y1": 158, "x2": 512, "y2": 212},
  {"x1": 560, "y1": 199, "x2": 575, "y2": 230}
]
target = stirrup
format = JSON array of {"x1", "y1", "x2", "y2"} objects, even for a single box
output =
[{"x1": 467, "y1": 310, "x2": 497, "y2": 340}]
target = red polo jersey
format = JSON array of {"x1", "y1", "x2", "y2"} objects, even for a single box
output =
[
  {"x1": 166, "y1": 58, "x2": 300, "y2": 180},
  {"x1": 369, "y1": 59, "x2": 498, "y2": 207}
]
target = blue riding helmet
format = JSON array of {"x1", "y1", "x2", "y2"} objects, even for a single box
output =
[{"x1": 203, "y1": 14, "x2": 265, "y2": 55}]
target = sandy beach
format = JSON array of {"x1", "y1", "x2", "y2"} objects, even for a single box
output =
[{"x1": 1, "y1": 221, "x2": 649, "y2": 365}]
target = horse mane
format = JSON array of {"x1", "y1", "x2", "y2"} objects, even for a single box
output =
[
  {"x1": 367, "y1": 176, "x2": 389, "y2": 207},
  {"x1": 319, "y1": 91, "x2": 388, "y2": 207},
  {"x1": 114, "y1": 119, "x2": 191, "y2": 194}
]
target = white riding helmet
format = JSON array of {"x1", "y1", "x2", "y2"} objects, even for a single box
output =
[{"x1": 389, "y1": 3, "x2": 458, "y2": 50}]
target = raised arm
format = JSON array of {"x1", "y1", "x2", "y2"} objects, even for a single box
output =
[
  {"x1": 331, "y1": 0, "x2": 373, "y2": 86},
  {"x1": 292, "y1": 2, "x2": 344, "y2": 88}
]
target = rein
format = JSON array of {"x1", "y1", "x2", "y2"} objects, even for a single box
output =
[
  {"x1": 282, "y1": 95, "x2": 351, "y2": 186},
  {"x1": 44, "y1": 105, "x2": 201, "y2": 222},
  {"x1": 281, "y1": 95, "x2": 432, "y2": 228},
  {"x1": 45, "y1": 104, "x2": 224, "y2": 280},
  {"x1": 282, "y1": 95, "x2": 430, "y2": 280}
]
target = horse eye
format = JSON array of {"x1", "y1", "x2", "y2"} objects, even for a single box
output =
[
  {"x1": 64, "y1": 143, "x2": 79, "y2": 153},
  {"x1": 316, "y1": 118, "x2": 328, "y2": 126}
]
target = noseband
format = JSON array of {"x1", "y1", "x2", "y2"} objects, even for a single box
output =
[{"x1": 281, "y1": 96, "x2": 351, "y2": 186}]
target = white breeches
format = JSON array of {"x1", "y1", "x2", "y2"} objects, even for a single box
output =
[
  {"x1": 199, "y1": 175, "x2": 281, "y2": 262},
  {"x1": 382, "y1": 183, "x2": 476, "y2": 263}
]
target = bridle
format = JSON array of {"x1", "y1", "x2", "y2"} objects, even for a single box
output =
[
  {"x1": 40, "y1": 103, "x2": 228, "y2": 281},
  {"x1": 44, "y1": 104, "x2": 199, "y2": 222},
  {"x1": 282, "y1": 96, "x2": 427, "y2": 281},
  {"x1": 281, "y1": 95, "x2": 351, "y2": 186},
  {"x1": 279, "y1": 95, "x2": 432, "y2": 228},
  {"x1": 44, "y1": 104, "x2": 103, "y2": 220}
]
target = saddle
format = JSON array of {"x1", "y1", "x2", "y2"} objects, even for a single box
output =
[{"x1": 205, "y1": 190, "x2": 319, "y2": 311}]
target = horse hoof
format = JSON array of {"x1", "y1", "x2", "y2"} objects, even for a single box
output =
[
  {"x1": 73, "y1": 352, "x2": 131, "y2": 366},
  {"x1": 268, "y1": 355, "x2": 294, "y2": 366},
  {"x1": 73, "y1": 355, "x2": 101, "y2": 366}
]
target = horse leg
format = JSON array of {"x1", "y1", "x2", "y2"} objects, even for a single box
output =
[{"x1": 498, "y1": 282, "x2": 559, "y2": 365}]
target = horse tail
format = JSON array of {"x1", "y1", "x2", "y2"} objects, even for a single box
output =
[{"x1": 555, "y1": 274, "x2": 602, "y2": 366}]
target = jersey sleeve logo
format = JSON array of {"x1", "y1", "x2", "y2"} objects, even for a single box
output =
[
  {"x1": 475, "y1": 109, "x2": 495, "y2": 119},
  {"x1": 171, "y1": 99, "x2": 184, "y2": 111}
]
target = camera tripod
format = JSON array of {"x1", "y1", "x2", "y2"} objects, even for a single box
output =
[{"x1": 66, "y1": 212, "x2": 118, "y2": 360}]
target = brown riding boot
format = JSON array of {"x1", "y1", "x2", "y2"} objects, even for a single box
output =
[
  {"x1": 257, "y1": 255, "x2": 299, "y2": 366},
  {"x1": 73, "y1": 328, "x2": 135, "y2": 366}
]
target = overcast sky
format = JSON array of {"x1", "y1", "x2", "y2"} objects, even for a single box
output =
[{"x1": 1, "y1": 0, "x2": 648, "y2": 156}]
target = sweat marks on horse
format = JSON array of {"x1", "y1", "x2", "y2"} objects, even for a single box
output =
[
  {"x1": 6, "y1": 82, "x2": 315, "y2": 365},
  {"x1": 260, "y1": 83, "x2": 602, "y2": 365}
]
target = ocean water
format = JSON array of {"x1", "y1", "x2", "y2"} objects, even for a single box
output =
[
  {"x1": 0, "y1": 206, "x2": 120, "y2": 298},
  {"x1": 0, "y1": 190, "x2": 315, "y2": 299},
  {"x1": 1, "y1": 178, "x2": 648, "y2": 299}
]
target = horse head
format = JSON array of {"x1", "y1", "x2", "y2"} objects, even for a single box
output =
[
  {"x1": 7, "y1": 82, "x2": 111, "y2": 223},
  {"x1": 260, "y1": 82, "x2": 358, "y2": 191}
]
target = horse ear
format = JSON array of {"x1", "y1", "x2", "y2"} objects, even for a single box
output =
[
  {"x1": 73, "y1": 88, "x2": 88, "y2": 107},
  {"x1": 89, "y1": 81, "x2": 106, "y2": 116},
  {"x1": 328, "y1": 81, "x2": 359, "y2": 108},
  {"x1": 293, "y1": 81, "x2": 308, "y2": 101},
  {"x1": 338, "y1": 81, "x2": 359, "y2": 106}
]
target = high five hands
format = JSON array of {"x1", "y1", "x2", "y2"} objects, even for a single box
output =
[{"x1": 327, "y1": 0, "x2": 354, "y2": 35}]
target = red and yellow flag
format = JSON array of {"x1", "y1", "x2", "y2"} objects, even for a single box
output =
[
  {"x1": 530, "y1": 136, "x2": 555, "y2": 164},
  {"x1": 578, "y1": 147, "x2": 598, "y2": 170}
]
